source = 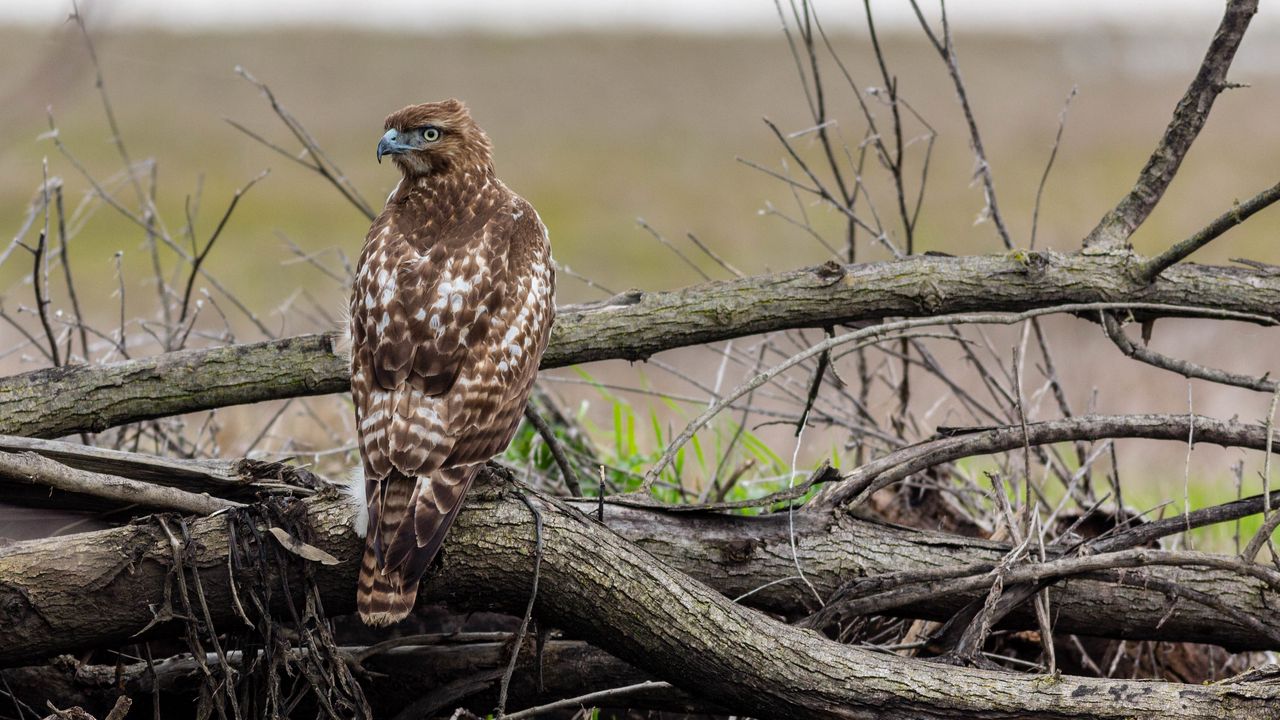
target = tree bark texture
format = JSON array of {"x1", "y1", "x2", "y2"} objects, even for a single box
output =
[
  {"x1": 3, "y1": 252, "x2": 1279, "y2": 439},
  {"x1": 2, "y1": 474, "x2": 1277, "y2": 718}
]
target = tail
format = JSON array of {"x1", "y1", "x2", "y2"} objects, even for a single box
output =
[{"x1": 356, "y1": 465, "x2": 480, "y2": 626}]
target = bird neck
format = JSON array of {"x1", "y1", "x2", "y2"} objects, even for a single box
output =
[{"x1": 390, "y1": 164, "x2": 504, "y2": 248}]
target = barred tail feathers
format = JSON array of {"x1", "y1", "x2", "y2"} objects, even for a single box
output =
[{"x1": 356, "y1": 465, "x2": 480, "y2": 626}]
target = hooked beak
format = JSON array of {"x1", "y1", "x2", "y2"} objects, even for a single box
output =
[{"x1": 376, "y1": 129, "x2": 414, "y2": 163}]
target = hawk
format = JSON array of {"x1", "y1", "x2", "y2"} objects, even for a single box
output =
[{"x1": 351, "y1": 99, "x2": 555, "y2": 626}]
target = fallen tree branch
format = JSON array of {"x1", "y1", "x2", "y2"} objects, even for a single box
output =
[
  {"x1": 806, "y1": 548, "x2": 1280, "y2": 646},
  {"x1": 2, "y1": 427, "x2": 1278, "y2": 655},
  {"x1": 4, "y1": 253, "x2": 1280, "y2": 438}
]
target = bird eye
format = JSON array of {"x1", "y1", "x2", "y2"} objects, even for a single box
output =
[{"x1": 423, "y1": 127, "x2": 441, "y2": 142}]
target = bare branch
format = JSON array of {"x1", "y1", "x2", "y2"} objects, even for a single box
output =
[
  {"x1": 1082, "y1": 0, "x2": 1259, "y2": 248},
  {"x1": 1137, "y1": 178, "x2": 1280, "y2": 281},
  {"x1": 811, "y1": 413, "x2": 1280, "y2": 509},
  {"x1": 5, "y1": 254, "x2": 1280, "y2": 439},
  {"x1": 1101, "y1": 312, "x2": 1277, "y2": 393},
  {"x1": 908, "y1": 0, "x2": 1014, "y2": 249}
]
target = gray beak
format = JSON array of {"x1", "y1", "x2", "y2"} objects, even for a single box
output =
[{"x1": 376, "y1": 128, "x2": 412, "y2": 163}]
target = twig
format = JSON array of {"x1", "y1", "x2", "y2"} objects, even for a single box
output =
[
  {"x1": 907, "y1": 0, "x2": 1013, "y2": 249},
  {"x1": 497, "y1": 492, "x2": 543, "y2": 718},
  {"x1": 51, "y1": 184, "x2": 89, "y2": 362},
  {"x1": 231, "y1": 67, "x2": 375, "y2": 221},
  {"x1": 1243, "y1": 386, "x2": 1280, "y2": 561},
  {"x1": 178, "y1": 170, "x2": 269, "y2": 327},
  {"x1": 1081, "y1": 0, "x2": 1259, "y2": 248},
  {"x1": 1137, "y1": 178, "x2": 1280, "y2": 281},
  {"x1": 636, "y1": 219, "x2": 710, "y2": 281},
  {"x1": 502, "y1": 680, "x2": 670, "y2": 720},
  {"x1": 1101, "y1": 312, "x2": 1277, "y2": 393},
  {"x1": 71, "y1": 1, "x2": 151, "y2": 218},
  {"x1": 685, "y1": 232, "x2": 742, "y2": 278},
  {"x1": 811, "y1": 412, "x2": 1280, "y2": 510},
  {"x1": 796, "y1": 328, "x2": 831, "y2": 435},
  {"x1": 33, "y1": 163, "x2": 60, "y2": 366},
  {"x1": 1090, "y1": 488, "x2": 1280, "y2": 554},
  {"x1": 523, "y1": 404, "x2": 582, "y2": 496},
  {"x1": 1030, "y1": 87, "x2": 1077, "y2": 250}
]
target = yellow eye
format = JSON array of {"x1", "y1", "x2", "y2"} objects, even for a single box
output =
[{"x1": 423, "y1": 127, "x2": 441, "y2": 142}]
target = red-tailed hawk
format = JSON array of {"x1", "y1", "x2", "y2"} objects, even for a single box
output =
[{"x1": 351, "y1": 100, "x2": 554, "y2": 625}]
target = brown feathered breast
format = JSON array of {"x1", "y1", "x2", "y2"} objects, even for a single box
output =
[{"x1": 350, "y1": 100, "x2": 554, "y2": 625}]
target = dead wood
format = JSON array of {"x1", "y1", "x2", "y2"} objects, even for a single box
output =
[{"x1": 2, "y1": 470, "x2": 1279, "y2": 718}]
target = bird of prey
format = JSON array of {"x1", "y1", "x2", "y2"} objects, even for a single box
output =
[{"x1": 350, "y1": 100, "x2": 555, "y2": 625}]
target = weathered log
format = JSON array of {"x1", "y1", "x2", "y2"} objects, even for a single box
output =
[
  {"x1": 1, "y1": 472, "x2": 1278, "y2": 718},
  {"x1": 3, "y1": 252, "x2": 1279, "y2": 439}
]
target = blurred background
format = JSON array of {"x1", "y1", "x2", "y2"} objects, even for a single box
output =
[{"x1": 1, "y1": 0, "x2": 1279, "y2": 546}]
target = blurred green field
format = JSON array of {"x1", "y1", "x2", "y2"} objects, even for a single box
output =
[
  {"x1": 3, "y1": 25, "x2": 1278, "y2": 304},
  {"x1": 2, "y1": 21, "x2": 1280, "y2": 542}
]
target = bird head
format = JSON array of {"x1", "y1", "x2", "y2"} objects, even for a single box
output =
[{"x1": 377, "y1": 99, "x2": 493, "y2": 177}]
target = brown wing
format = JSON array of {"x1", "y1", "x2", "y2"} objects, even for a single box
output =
[
  {"x1": 352, "y1": 210, "x2": 511, "y2": 480},
  {"x1": 442, "y1": 198, "x2": 555, "y2": 467}
]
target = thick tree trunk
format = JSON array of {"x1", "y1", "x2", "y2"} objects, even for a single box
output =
[
  {"x1": 2, "y1": 252, "x2": 1278, "y2": 439},
  {"x1": 2, "y1": 472, "x2": 1277, "y2": 719}
]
